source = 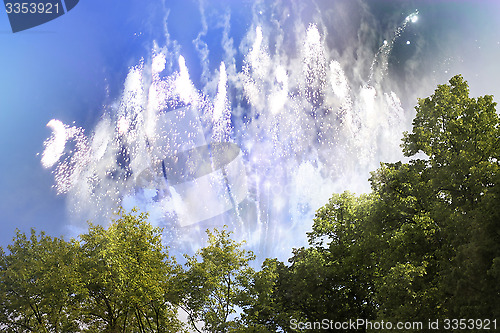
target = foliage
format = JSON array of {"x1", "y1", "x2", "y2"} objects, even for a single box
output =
[
  {"x1": 291, "y1": 75, "x2": 500, "y2": 328},
  {"x1": 181, "y1": 227, "x2": 256, "y2": 333},
  {"x1": 238, "y1": 75, "x2": 499, "y2": 331},
  {"x1": 238, "y1": 258, "x2": 290, "y2": 332},
  {"x1": 0, "y1": 230, "x2": 82, "y2": 332},
  {"x1": 78, "y1": 208, "x2": 185, "y2": 332},
  {"x1": 400, "y1": 74, "x2": 500, "y2": 318},
  {"x1": 0, "y1": 209, "x2": 185, "y2": 333},
  {"x1": 1, "y1": 74, "x2": 498, "y2": 332}
]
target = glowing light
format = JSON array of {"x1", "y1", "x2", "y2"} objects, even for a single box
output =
[
  {"x1": 41, "y1": 119, "x2": 67, "y2": 168},
  {"x1": 406, "y1": 11, "x2": 419, "y2": 24},
  {"x1": 117, "y1": 116, "x2": 129, "y2": 135},
  {"x1": 152, "y1": 52, "x2": 166, "y2": 74},
  {"x1": 213, "y1": 62, "x2": 227, "y2": 122},
  {"x1": 329, "y1": 60, "x2": 350, "y2": 102},
  {"x1": 40, "y1": 6, "x2": 410, "y2": 259},
  {"x1": 270, "y1": 65, "x2": 288, "y2": 114},
  {"x1": 175, "y1": 55, "x2": 197, "y2": 104},
  {"x1": 212, "y1": 62, "x2": 232, "y2": 142}
]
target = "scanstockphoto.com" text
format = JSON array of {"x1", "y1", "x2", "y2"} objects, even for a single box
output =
[{"x1": 290, "y1": 318, "x2": 498, "y2": 330}]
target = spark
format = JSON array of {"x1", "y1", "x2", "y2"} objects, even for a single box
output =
[
  {"x1": 40, "y1": 6, "x2": 410, "y2": 260},
  {"x1": 42, "y1": 119, "x2": 67, "y2": 168}
]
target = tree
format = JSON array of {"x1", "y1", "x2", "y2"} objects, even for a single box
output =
[
  {"x1": 238, "y1": 258, "x2": 290, "y2": 332},
  {"x1": 403, "y1": 75, "x2": 499, "y2": 211},
  {"x1": 2, "y1": 74, "x2": 497, "y2": 331},
  {"x1": 291, "y1": 192, "x2": 377, "y2": 331},
  {"x1": 368, "y1": 161, "x2": 445, "y2": 323},
  {"x1": 401, "y1": 74, "x2": 500, "y2": 318},
  {"x1": 0, "y1": 230, "x2": 82, "y2": 332},
  {"x1": 297, "y1": 75, "x2": 500, "y2": 329},
  {"x1": 181, "y1": 227, "x2": 256, "y2": 333},
  {"x1": 239, "y1": 193, "x2": 378, "y2": 333},
  {"x1": 78, "y1": 208, "x2": 185, "y2": 332}
]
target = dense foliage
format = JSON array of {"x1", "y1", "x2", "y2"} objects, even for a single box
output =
[{"x1": 1, "y1": 75, "x2": 499, "y2": 332}]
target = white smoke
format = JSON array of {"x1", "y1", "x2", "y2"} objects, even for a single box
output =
[{"x1": 41, "y1": 0, "x2": 420, "y2": 260}]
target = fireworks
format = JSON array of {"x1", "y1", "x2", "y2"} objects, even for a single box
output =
[{"x1": 41, "y1": 9, "x2": 415, "y2": 259}]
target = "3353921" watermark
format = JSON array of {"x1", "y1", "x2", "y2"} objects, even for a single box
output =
[
  {"x1": 290, "y1": 318, "x2": 497, "y2": 331},
  {"x1": 3, "y1": 0, "x2": 79, "y2": 32}
]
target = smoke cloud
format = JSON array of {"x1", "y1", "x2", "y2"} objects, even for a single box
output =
[{"x1": 41, "y1": 0, "x2": 452, "y2": 260}]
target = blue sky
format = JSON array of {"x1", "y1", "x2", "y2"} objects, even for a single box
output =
[
  {"x1": 0, "y1": 1, "x2": 499, "y2": 256},
  {"x1": 0, "y1": 0, "x2": 153, "y2": 245}
]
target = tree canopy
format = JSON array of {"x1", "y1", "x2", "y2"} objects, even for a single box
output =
[
  {"x1": 1, "y1": 75, "x2": 498, "y2": 332},
  {"x1": 238, "y1": 75, "x2": 500, "y2": 331}
]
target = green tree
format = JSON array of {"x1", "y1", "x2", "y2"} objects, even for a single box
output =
[
  {"x1": 294, "y1": 75, "x2": 500, "y2": 330},
  {"x1": 0, "y1": 230, "x2": 82, "y2": 332},
  {"x1": 78, "y1": 208, "x2": 185, "y2": 332},
  {"x1": 308, "y1": 192, "x2": 378, "y2": 322},
  {"x1": 181, "y1": 227, "x2": 256, "y2": 333},
  {"x1": 368, "y1": 161, "x2": 444, "y2": 323},
  {"x1": 240, "y1": 193, "x2": 378, "y2": 333},
  {"x1": 293, "y1": 192, "x2": 377, "y2": 331},
  {"x1": 401, "y1": 74, "x2": 500, "y2": 318},
  {"x1": 238, "y1": 258, "x2": 290, "y2": 332}
]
